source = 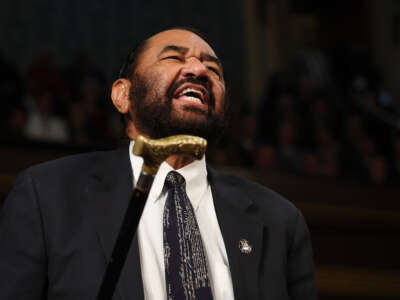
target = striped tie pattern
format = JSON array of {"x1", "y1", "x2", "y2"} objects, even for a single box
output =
[{"x1": 163, "y1": 171, "x2": 213, "y2": 300}]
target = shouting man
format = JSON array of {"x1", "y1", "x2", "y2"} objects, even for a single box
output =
[{"x1": 0, "y1": 28, "x2": 317, "y2": 300}]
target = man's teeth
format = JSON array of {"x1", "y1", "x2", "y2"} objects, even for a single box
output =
[
  {"x1": 179, "y1": 88, "x2": 203, "y2": 102},
  {"x1": 182, "y1": 88, "x2": 203, "y2": 95},
  {"x1": 182, "y1": 96, "x2": 202, "y2": 103}
]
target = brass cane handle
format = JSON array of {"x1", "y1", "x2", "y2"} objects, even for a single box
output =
[{"x1": 132, "y1": 135, "x2": 207, "y2": 176}]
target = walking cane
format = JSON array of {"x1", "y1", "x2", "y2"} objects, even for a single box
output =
[{"x1": 96, "y1": 134, "x2": 207, "y2": 300}]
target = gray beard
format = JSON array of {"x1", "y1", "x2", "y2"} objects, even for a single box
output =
[{"x1": 128, "y1": 76, "x2": 226, "y2": 144}]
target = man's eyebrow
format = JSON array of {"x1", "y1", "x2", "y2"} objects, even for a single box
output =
[
  {"x1": 158, "y1": 45, "x2": 223, "y2": 70},
  {"x1": 201, "y1": 53, "x2": 222, "y2": 69},
  {"x1": 158, "y1": 45, "x2": 188, "y2": 56}
]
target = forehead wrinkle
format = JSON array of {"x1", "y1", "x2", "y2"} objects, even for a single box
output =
[
  {"x1": 157, "y1": 45, "x2": 222, "y2": 70},
  {"x1": 157, "y1": 45, "x2": 189, "y2": 57}
]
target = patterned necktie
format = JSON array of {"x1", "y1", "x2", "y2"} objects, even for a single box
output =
[{"x1": 163, "y1": 171, "x2": 214, "y2": 300}]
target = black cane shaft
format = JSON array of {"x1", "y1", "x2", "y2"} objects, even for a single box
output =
[{"x1": 96, "y1": 173, "x2": 154, "y2": 300}]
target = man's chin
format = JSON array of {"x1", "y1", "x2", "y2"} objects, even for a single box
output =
[
  {"x1": 130, "y1": 98, "x2": 225, "y2": 142},
  {"x1": 162, "y1": 103, "x2": 205, "y2": 125},
  {"x1": 173, "y1": 102, "x2": 209, "y2": 117},
  {"x1": 166, "y1": 112, "x2": 225, "y2": 143}
]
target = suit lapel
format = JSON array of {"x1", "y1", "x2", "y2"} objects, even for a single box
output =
[
  {"x1": 87, "y1": 145, "x2": 144, "y2": 300},
  {"x1": 208, "y1": 167, "x2": 266, "y2": 300},
  {"x1": 87, "y1": 150, "x2": 265, "y2": 300}
]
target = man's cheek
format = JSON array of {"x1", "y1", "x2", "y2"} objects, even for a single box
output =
[{"x1": 215, "y1": 91, "x2": 225, "y2": 112}]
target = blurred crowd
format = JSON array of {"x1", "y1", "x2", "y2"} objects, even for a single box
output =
[
  {"x1": 1, "y1": 51, "x2": 123, "y2": 147},
  {"x1": 1, "y1": 45, "x2": 400, "y2": 186},
  {"x1": 208, "y1": 41, "x2": 400, "y2": 186}
]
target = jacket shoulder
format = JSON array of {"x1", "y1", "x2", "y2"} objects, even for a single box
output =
[
  {"x1": 208, "y1": 167, "x2": 300, "y2": 219},
  {"x1": 25, "y1": 151, "x2": 108, "y2": 179}
]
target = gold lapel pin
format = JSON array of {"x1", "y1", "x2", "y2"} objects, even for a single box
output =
[{"x1": 239, "y1": 239, "x2": 252, "y2": 254}]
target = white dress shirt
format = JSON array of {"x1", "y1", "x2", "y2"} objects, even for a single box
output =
[{"x1": 129, "y1": 141, "x2": 234, "y2": 300}]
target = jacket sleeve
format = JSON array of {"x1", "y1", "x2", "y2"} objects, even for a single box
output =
[
  {"x1": 287, "y1": 209, "x2": 318, "y2": 300},
  {"x1": 0, "y1": 170, "x2": 47, "y2": 300}
]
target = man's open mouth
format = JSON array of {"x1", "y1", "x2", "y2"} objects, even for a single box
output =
[{"x1": 173, "y1": 83, "x2": 209, "y2": 105}]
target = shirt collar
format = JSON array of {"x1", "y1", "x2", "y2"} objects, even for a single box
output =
[{"x1": 129, "y1": 140, "x2": 208, "y2": 210}]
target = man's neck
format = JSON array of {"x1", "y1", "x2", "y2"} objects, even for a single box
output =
[{"x1": 166, "y1": 155, "x2": 195, "y2": 170}]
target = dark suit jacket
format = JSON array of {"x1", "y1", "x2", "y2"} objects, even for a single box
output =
[{"x1": 0, "y1": 146, "x2": 317, "y2": 300}]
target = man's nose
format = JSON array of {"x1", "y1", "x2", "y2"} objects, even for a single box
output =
[{"x1": 181, "y1": 58, "x2": 208, "y2": 79}]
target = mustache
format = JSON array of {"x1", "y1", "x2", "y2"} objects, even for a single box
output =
[{"x1": 166, "y1": 77, "x2": 215, "y2": 109}]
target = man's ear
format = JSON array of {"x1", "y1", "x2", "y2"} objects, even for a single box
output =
[{"x1": 111, "y1": 78, "x2": 132, "y2": 114}]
